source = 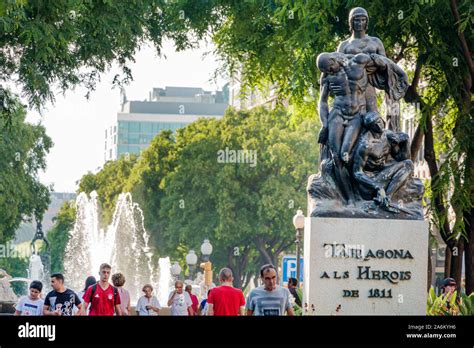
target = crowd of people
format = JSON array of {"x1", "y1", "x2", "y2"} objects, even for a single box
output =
[{"x1": 13, "y1": 263, "x2": 303, "y2": 316}]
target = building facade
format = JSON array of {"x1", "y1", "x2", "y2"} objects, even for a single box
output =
[{"x1": 104, "y1": 86, "x2": 228, "y2": 162}]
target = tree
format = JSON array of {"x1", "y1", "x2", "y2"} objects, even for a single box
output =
[
  {"x1": 169, "y1": 0, "x2": 473, "y2": 293},
  {"x1": 77, "y1": 155, "x2": 138, "y2": 227},
  {"x1": 158, "y1": 107, "x2": 318, "y2": 288},
  {"x1": 0, "y1": 91, "x2": 52, "y2": 243},
  {"x1": 124, "y1": 130, "x2": 178, "y2": 251},
  {"x1": 46, "y1": 200, "x2": 76, "y2": 273},
  {"x1": 0, "y1": 0, "x2": 218, "y2": 115}
]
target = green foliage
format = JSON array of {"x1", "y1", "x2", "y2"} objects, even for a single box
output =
[
  {"x1": 205, "y1": 0, "x2": 473, "y2": 247},
  {"x1": 77, "y1": 156, "x2": 138, "y2": 227},
  {"x1": 459, "y1": 292, "x2": 474, "y2": 316},
  {"x1": 46, "y1": 200, "x2": 76, "y2": 274},
  {"x1": 124, "y1": 130, "x2": 178, "y2": 248},
  {"x1": 0, "y1": 93, "x2": 52, "y2": 243},
  {"x1": 0, "y1": 0, "x2": 217, "y2": 112},
  {"x1": 70, "y1": 107, "x2": 318, "y2": 287},
  {"x1": 427, "y1": 286, "x2": 474, "y2": 316},
  {"x1": 156, "y1": 107, "x2": 318, "y2": 287}
]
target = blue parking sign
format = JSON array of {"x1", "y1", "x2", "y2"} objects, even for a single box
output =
[{"x1": 281, "y1": 255, "x2": 304, "y2": 284}]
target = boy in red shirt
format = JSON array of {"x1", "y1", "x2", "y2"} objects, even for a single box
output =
[
  {"x1": 207, "y1": 268, "x2": 245, "y2": 316},
  {"x1": 82, "y1": 263, "x2": 122, "y2": 316}
]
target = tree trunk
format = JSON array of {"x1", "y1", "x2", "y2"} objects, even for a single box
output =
[
  {"x1": 450, "y1": 239, "x2": 464, "y2": 289},
  {"x1": 410, "y1": 125, "x2": 424, "y2": 162},
  {"x1": 227, "y1": 246, "x2": 250, "y2": 289},
  {"x1": 463, "y1": 152, "x2": 474, "y2": 294},
  {"x1": 254, "y1": 236, "x2": 274, "y2": 265},
  {"x1": 427, "y1": 247, "x2": 432, "y2": 291},
  {"x1": 424, "y1": 111, "x2": 454, "y2": 250},
  {"x1": 445, "y1": 247, "x2": 452, "y2": 278},
  {"x1": 464, "y1": 227, "x2": 473, "y2": 294}
]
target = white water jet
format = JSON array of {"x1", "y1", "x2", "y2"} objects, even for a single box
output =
[
  {"x1": 64, "y1": 191, "x2": 166, "y2": 303},
  {"x1": 158, "y1": 257, "x2": 172, "y2": 306},
  {"x1": 28, "y1": 254, "x2": 45, "y2": 284}
]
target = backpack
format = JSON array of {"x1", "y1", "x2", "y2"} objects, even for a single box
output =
[{"x1": 89, "y1": 283, "x2": 118, "y2": 305}]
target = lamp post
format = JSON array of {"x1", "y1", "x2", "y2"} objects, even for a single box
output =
[
  {"x1": 292, "y1": 209, "x2": 305, "y2": 285},
  {"x1": 186, "y1": 250, "x2": 197, "y2": 280},
  {"x1": 200, "y1": 239, "x2": 213, "y2": 262},
  {"x1": 200, "y1": 239, "x2": 213, "y2": 287},
  {"x1": 171, "y1": 262, "x2": 182, "y2": 281}
]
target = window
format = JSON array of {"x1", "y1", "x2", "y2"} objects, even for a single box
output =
[
  {"x1": 128, "y1": 145, "x2": 140, "y2": 154},
  {"x1": 141, "y1": 122, "x2": 153, "y2": 133},
  {"x1": 118, "y1": 145, "x2": 128, "y2": 154},
  {"x1": 105, "y1": 129, "x2": 108, "y2": 138},
  {"x1": 119, "y1": 121, "x2": 128, "y2": 130},
  {"x1": 114, "y1": 135, "x2": 117, "y2": 144},
  {"x1": 128, "y1": 134, "x2": 139, "y2": 144},
  {"x1": 114, "y1": 125, "x2": 117, "y2": 133},
  {"x1": 129, "y1": 122, "x2": 140, "y2": 132}
]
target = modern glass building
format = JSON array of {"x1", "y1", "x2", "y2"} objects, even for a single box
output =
[{"x1": 104, "y1": 86, "x2": 228, "y2": 161}]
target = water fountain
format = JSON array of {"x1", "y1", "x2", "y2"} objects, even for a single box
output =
[
  {"x1": 28, "y1": 254, "x2": 45, "y2": 283},
  {"x1": 64, "y1": 191, "x2": 170, "y2": 303},
  {"x1": 157, "y1": 257, "x2": 171, "y2": 306}
]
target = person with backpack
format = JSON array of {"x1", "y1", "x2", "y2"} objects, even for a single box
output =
[{"x1": 81, "y1": 263, "x2": 122, "y2": 316}]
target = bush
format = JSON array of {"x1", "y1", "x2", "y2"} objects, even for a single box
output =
[{"x1": 427, "y1": 286, "x2": 474, "y2": 316}]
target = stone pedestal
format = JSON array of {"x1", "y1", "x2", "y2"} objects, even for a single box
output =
[{"x1": 303, "y1": 217, "x2": 428, "y2": 315}]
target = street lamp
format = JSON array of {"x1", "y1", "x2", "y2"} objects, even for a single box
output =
[
  {"x1": 186, "y1": 250, "x2": 198, "y2": 280},
  {"x1": 292, "y1": 209, "x2": 305, "y2": 285},
  {"x1": 171, "y1": 262, "x2": 181, "y2": 281},
  {"x1": 200, "y1": 239, "x2": 213, "y2": 288},
  {"x1": 200, "y1": 239, "x2": 213, "y2": 262}
]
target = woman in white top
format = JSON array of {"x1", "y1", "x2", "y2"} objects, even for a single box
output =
[
  {"x1": 136, "y1": 284, "x2": 161, "y2": 316},
  {"x1": 112, "y1": 273, "x2": 131, "y2": 315}
]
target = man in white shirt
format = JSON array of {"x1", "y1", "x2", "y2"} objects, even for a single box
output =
[{"x1": 167, "y1": 280, "x2": 193, "y2": 316}]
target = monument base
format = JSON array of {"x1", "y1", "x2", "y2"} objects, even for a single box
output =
[{"x1": 303, "y1": 217, "x2": 428, "y2": 315}]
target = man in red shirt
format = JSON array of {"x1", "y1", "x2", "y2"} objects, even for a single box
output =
[
  {"x1": 81, "y1": 263, "x2": 122, "y2": 316},
  {"x1": 185, "y1": 284, "x2": 199, "y2": 316},
  {"x1": 207, "y1": 268, "x2": 245, "y2": 316}
]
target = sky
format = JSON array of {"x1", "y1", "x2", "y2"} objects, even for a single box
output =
[{"x1": 24, "y1": 40, "x2": 226, "y2": 193}]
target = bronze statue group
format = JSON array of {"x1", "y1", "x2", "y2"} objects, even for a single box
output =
[{"x1": 309, "y1": 7, "x2": 424, "y2": 220}]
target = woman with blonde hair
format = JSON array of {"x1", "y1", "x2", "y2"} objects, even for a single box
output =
[{"x1": 111, "y1": 273, "x2": 131, "y2": 315}]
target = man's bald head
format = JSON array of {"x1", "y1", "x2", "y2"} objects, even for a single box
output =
[
  {"x1": 219, "y1": 268, "x2": 233, "y2": 282},
  {"x1": 316, "y1": 52, "x2": 346, "y2": 74}
]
